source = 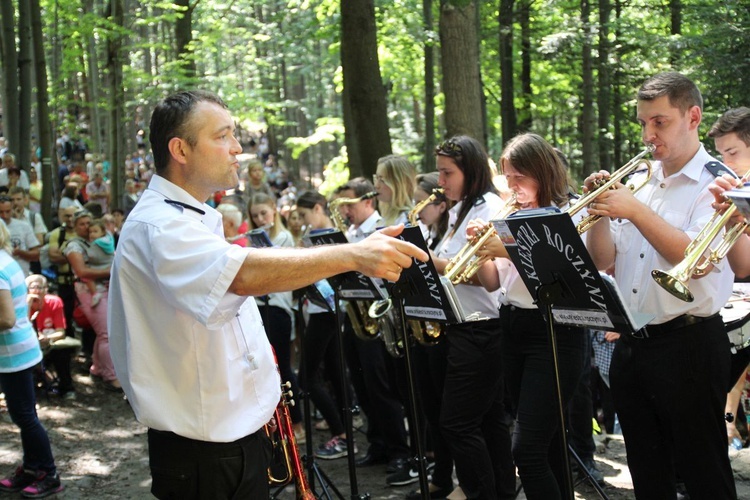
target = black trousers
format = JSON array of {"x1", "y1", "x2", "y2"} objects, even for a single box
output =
[
  {"x1": 501, "y1": 306, "x2": 585, "y2": 500},
  {"x1": 298, "y1": 311, "x2": 347, "y2": 436},
  {"x1": 343, "y1": 320, "x2": 409, "y2": 460},
  {"x1": 411, "y1": 337, "x2": 454, "y2": 490},
  {"x1": 611, "y1": 315, "x2": 737, "y2": 500},
  {"x1": 259, "y1": 305, "x2": 301, "y2": 424},
  {"x1": 147, "y1": 428, "x2": 271, "y2": 500},
  {"x1": 440, "y1": 318, "x2": 515, "y2": 500}
]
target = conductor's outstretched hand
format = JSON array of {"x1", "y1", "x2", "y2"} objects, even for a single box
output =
[{"x1": 354, "y1": 224, "x2": 429, "y2": 282}]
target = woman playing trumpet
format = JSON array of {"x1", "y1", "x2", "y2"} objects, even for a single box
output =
[
  {"x1": 470, "y1": 133, "x2": 586, "y2": 499},
  {"x1": 431, "y1": 136, "x2": 515, "y2": 500}
]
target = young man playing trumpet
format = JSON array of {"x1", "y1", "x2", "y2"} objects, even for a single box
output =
[
  {"x1": 584, "y1": 72, "x2": 737, "y2": 499},
  {"x1": 706, "y1": 107, "x2": 750, "y2": 448}
]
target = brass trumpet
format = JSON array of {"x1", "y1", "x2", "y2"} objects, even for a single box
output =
[
  {"x1": 443, "y1": 193, "x2": 519, "y2": 285},
  {"x1": 569, "y1": 144, "x2": 655, "y2": 233},
  {"x1": 652, "y1": 170, "x2": 750, "y2": 302},
  {"x1": 265, "y1": 382, "x2": 315, "y2": 499}
]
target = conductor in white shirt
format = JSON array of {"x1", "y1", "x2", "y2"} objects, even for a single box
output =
[{"x1": 108, "y1": 90, "x2": 427, "y2": 500}]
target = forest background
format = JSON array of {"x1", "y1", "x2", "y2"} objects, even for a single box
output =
[{"x1": 0, "y1": 0, "x2": 748, "y2": 224}]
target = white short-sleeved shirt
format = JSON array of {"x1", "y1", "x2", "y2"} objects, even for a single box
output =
[
  {"x1": 108, "y1": 174, "x2": 280, "y2": 442},
  {"x1": 435, "y1": 192, "x2": 503, "y2": 320},
  {"x1": 7, "y1": 218, "x2": 40, "y2": 276},
  {"x1": 610, "y1": 145, "x2": 733, "y2": 324}
]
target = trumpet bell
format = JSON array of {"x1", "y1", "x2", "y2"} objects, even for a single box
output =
[{"x1": 651, "y1": 269, "x2": 695, "y2": 303}]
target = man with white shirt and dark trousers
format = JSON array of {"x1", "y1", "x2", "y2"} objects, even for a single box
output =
[
  {"x1": 584, "y1": 72, "x2": 737, "y2": 499},
  {"x1": 323, "y1": 177, "x2": 412, "y2": 471},
  {"x1": 107, "y1": 90, "x2": 427, "y2": 499}
]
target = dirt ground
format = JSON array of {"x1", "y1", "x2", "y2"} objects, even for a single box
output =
[{"x1": 2, "y1": 366, "x2": 750, "y2": 499}]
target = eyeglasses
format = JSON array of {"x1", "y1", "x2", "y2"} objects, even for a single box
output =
[
  {"x1": 435, "y1": 140, "x2": 463, "y2": 157},
  {"x1": 0, "y1": 196, "x2": 10, "y2": 203}
]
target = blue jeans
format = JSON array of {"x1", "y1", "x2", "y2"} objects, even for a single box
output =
[{"x1": 0, "y1": 366, "x2": 57, "y2": 474}]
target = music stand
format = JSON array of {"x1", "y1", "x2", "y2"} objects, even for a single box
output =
[
  {"x1": 388, "y1": 226, "x2": 465, "y2": 496},
  {"x1": 493, "y1": 209, "x2": 652, "y2": 500},
  {"x1": 307, "y1": 229, "x2": 375, "y2": 500}
]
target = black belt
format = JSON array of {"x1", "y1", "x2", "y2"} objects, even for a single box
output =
[{"x1": 632, "y1": 313, "x2": 720, "y2": 339}]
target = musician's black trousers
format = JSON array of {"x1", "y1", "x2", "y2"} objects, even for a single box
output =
[
  {"x1": 343, "y1": 322, "x2": 410, "y2": 460},
  {"x1": 500, "y1": 306, "x2": 586, "y2": 500},
  {"x1": 147, "y1": 428, "x2": 271, "y2": 500},
  {"x1": 411, "y1": 339, "x2": 454, "y2": 490},
  {"x1": 440, "y1": 318, "x2": 515, "y2": 500},
  {"x1": 298, "y1": 311, "x2": 347, "y2": 436},
  {"x1": 611, "y1": 315, "x2": 737, "y2": 500}
]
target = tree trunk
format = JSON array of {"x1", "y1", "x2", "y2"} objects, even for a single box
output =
[
  {"x1": 580, "y1": 0, "x2": 595, "y2": 175},
  {"x1": 612, "y1": 0, "x2": 623, "y2": 168},
  {"x1": 499, "y1": 0, "x2": 516, "y2": 145},
  {"x1": 669, "y1": 0, "x2": 681, "y2": 65},
  {"x1": 83, "y1": 0, "x2": 103, "y2": 154},
  {"x1": 0, "y1": 1, "x2": 19, "y2": 157},
  {"x1": 175, "y1": 0, "x2": 196, "y2": 79},
  {"x1": 18, "y1": 0, "x2": 33, "y2": 172},
  {"x1": 423, "y1": 0, "x2": 436, "y2": 171},
  {"x1": 597, "y1": 0, "x2": 612, "y2": 170},
  {"x1": 439, "y1": 0, "x2": 484, "y2": 145},
  {"x1": 107, "y1": 0, "x2": 125, "y2": 207},
  {"x1": 341, "y1": 0, "x2": 392, "y2": 179},
  {"x1": 518, "y1": 0, "x2": 532, "y2": 132},
  {"x1": 30, "y1": 0, "x2": 56, "y2": 223}
]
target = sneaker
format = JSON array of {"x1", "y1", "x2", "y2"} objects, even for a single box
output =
[
  {"x1": 315, "y1": 436, "x2": 356, "y2": 460},
  {"x1": 0, "y1": 466, "x2": 37, "y2": 493},
  {"x1": 578, "y1": 458, "x2": 605, "y2": 486},
  {"x1": 20, "y1": 471, "x2": 64, "y2": 498},
  {"x1": 386, "y1": 459, "x2": 420, "y2": 486}
]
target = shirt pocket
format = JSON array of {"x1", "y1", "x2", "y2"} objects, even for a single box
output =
[{"x1": 613, "y1": 218, "x2": 637, "y2": 255}]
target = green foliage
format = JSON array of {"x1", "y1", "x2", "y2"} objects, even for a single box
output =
[{"x1": 14, "y1": 0, "x2": 750, "y2": 186}]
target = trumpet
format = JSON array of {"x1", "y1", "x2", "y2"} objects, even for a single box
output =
[
  {"x1": 265, "y1": 382, "x2": 315, "y2": 499},
  {"x1": 443, "y1": 193, "x2": 519, "y2": 285},
  {"x1": 652, "y1": 170, "x2": 750, "y2": 302},
  {"x1": 569, "y1": 144, "x2": 655, "y2": 234}
]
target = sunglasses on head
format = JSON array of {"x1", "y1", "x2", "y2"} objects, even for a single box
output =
[{"x1": 435, "y1": 140, "x2": 463, "y2": 157}]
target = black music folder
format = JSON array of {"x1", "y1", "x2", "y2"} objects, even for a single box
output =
[
  {"x1": 392, "y1": 225, "x2": 466, "y2": 324},
  {"x1": 492, "y1": 208, "x2": 652, "y2": 334},
  {"x1": 306, "y1": 228, "x2": 386, "y2": 301}
]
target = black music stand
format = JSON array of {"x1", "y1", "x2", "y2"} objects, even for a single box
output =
[
  {"x1": 388, "y1": 226, "x2": 465, "y2": 497},
  {"x1": 494, "y1": 209, "x2": 652, "y2": 500},
  {"x1": 292, "y1": 288, "x2": 346, "y2": 500},
  {"x1": 307, "y1": 229, "x2": 375, "y2": 500}
]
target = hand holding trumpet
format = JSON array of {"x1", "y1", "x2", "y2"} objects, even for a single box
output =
[
  {"x1": 582, "y1": 170, "x2": 644, "y2": 223},
  {"x1": 708, "y1": 173, "x2": 749, "y2": 232}
]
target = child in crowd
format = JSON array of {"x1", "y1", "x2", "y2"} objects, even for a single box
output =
[{"x1": 85, "y1": 219, "x2": 114, "y2": 307}]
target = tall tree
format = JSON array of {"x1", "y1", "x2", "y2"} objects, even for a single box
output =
[
  {"x1": 518, "y1": 0, "x2": 532, "y2": 132},
  {"x1": 597, "y1": 0, "x2": 612, "y2": 170},
  {"x1": 0, "y1": 1, "x2": 20, "y2": 158},
  {"x1": 18, "y1": 0, "x2": 33, "y2": 172},
  {"x1": 340, "y1": 0, "x2": 392, "y2": 178},
  {"x1": 423, "y1": 0, "x2": 436, "y2": 169},
  {"x1": 30, "y1": 0, "x2": 55, "y2": 221},
  {"x1": 175, "y1": 0, "x2": 197, "y2": 79},
  {"x1": 580, "y1": 0, "x2": 595, "y2": 173},
  {"x1": 499, "y1": 0, "x2": 516, "y2": 145},
  {"x1": 107, "y1": 0, "x2": 125, "y2": 207},
  {"x1": 439, "y1": 0, "x2": 484, "y2": 144}
]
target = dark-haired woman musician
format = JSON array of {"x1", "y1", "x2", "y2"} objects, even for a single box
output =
[
  {"x1": 472, "y1": 133, "x2": 586, "y2": 499},
  {"x1": 431, "y1": 136, "x2": 515, "y2": 500}
]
